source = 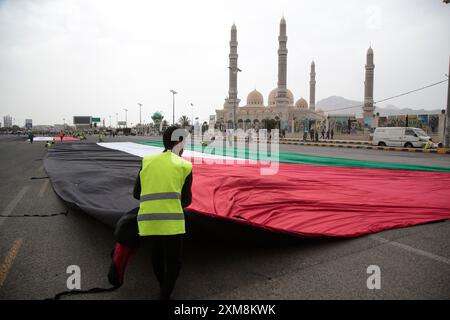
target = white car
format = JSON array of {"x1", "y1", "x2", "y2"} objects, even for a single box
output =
[{"x1": 371, "y1": 127, "x2": 431, "y2": 148}]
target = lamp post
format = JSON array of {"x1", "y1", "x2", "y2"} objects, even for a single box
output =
[
  {"x1": 170, "y1": 90, "x2": 177, "y2": 125},
  {"x1": 138, "y1": 103, "x2": 142, "y2": 135},
  {"x1": 124, "y1": 108, "x2": 128, "y2": 128},
  {"x1": 445, "y1": 57, "x2": 450, "y2": 148},
  {"x1": 190, "y1": 103, "x2": 194, "y2": 128},
  {"x1": 115, "y1": 113, "x2": 118, "y2": 128},
  {"x1": 109, "y1": 115, "x2": 111, "y2": 128},
  {"x1": 228, "y1": 66, "x2": 242, "y2": 130}
]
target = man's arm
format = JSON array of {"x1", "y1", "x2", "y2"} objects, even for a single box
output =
[
  {"x1": 181, "y1": 172, "x2": 193, "y2": 208},
  {"x1": 133, "y1": 168, "x2": 141, "y2": 200}
]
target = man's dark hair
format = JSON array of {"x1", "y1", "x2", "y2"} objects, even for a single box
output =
[{"x1": 163, "y1": 125, "x2": 184, "y2": 150}]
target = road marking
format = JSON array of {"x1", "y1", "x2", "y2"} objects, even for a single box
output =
[
  {"x1": 0, "y1": 238, "x2": 24, "y2": 287},
  {"x1": 0, "y1": 186, "x2": 29, "y2": 228},
  {"x1": 370, "y1": 235, "x2": 450, "y2": 266},
  {"x1": 38, "y1": 179, "x2": 49, "y2": 198}
]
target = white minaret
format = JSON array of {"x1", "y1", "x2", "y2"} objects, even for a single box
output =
[
  {"x1": 363, "y1": 47, "x2": 375, "y2": 126},
  {"x1": 275, "y1": 17, "x2": 289, "y2": 108},
  {"x1": 309, "y1": 61, "x2": 316, "y2": 110},
  {"x1": 225, "y1": 23, "x2": 240, "y2": 108}
]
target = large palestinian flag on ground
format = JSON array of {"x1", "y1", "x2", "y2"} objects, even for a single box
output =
[{"x1": 44, "y1": 141, "x2": 450, "y2": 238}]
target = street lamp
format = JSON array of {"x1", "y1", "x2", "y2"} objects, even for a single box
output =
[
  {"x1": 445, "y1": 58, "x2": 450, "y2": 148},
  {"x1": 124, "y1": 108, "x2": 128, "y2": 128},
  {"x1": 190, "y1": 103, "x2": 194, "y2": 127},
  {"x1": 138, "y1": 103, "x2": 143, "y2": 136},
  {"x1": 228, "y1": 66, "x2": 242, "y2": 130},
  {"x1": 115, "y1": 113, "x2": 118, "y2": 128},
  {"x1": 109, "y1": 115, "x2": 111, "y2": 128},
  {"x1": 170, "y1": 90, "x2": 178, "y2": 125}
]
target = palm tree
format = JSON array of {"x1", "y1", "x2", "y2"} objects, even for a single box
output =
[{"x1": 178, "y1": 115, "x2": 190, "y2": 128}]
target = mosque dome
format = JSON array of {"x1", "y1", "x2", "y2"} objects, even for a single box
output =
[
  {"x1": 152, "y1": 112, "x2": 163, "y2": 120},
  {"x1": 295, "y1": 98, "x2": 308, "y2": 109},
  {"x1": 268, "y1": 88, "x2": 294, "y2": 106},
  {"x1": 246, "y1": 89, "x2": 264, "y2": 106}
]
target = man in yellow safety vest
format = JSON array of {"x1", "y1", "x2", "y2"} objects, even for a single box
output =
[{"x1": 108, "y1": 125, "x2": 193, "y2": 300}]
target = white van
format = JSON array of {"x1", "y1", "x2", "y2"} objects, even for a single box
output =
[{"x1": 371, "y1": 127, "x2": 431, "y2": 148}]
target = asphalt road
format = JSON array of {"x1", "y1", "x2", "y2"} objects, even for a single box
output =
[{"x1": 0, "y1": 134, "x2": 449, "y2": 300}]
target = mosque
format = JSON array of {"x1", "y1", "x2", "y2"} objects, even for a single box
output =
[
  {"x1": 213, "y1": 17, "x2": 377, "y2": 135},
  {"x1": 214, "y1": 17, "x2": 325, "y2": 133}
]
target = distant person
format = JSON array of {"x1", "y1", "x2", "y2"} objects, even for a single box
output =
[
  {"x1": 302, "y1": 131, "x2": 307, "y2": 142},
  {"x1": 315, "y1": 130, "x2": 319, "y2": 142},
  {"x1": 330, "y1": 128, "x2": 334, "y2": 140},
  {"x1": 59, "y1": 130, "x2": 65, "y2": 142},
  {"x1": 326, "y1": 129, "x2": 330, "y2": 140},
  {"x1": 424, "y1": 139, "x2": 433, "y2": 150},
  {"x1": 320, "y1": 128, "x2": 325, "y2": 140},
  {"x1": 309, "y1": 128, "x2": 314, "y2": 142},
  {"x1": 28, "y1": 132, "x2": 34, "y2": 144},
  {"x1": 227, "y1": 130, "x2": 233, "y2": 146}
]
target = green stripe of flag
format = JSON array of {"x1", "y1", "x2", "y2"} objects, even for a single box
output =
[{"x1": 137, "y1": 140, "x2": 450, "y2": 172}]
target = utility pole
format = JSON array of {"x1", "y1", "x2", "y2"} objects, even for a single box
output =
[
  {"x1": 138, "y1": 103, "x2": 142, "y2": 135},
  {"x1": 124, "y1": 108, "x2": 128, "y2": 128},
  {"x1": 170, "y1": 90, "x2": 178, "y2": 125},
  {"x1": 446, "y1": 56, "x2": 450, "y2": 148},
  {"x1": 190, "y1": 103, "x2": 194, "y2": 127}
]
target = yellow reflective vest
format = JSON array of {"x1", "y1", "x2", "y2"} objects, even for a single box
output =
[{"x1": 137, "y1": 151, "x2": 192, "y2": 236}]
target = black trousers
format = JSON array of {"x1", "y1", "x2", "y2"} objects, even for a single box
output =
[
  {"x1": 114, "y1": 208, "x2": 183, "y2": 298},
  {"x1": 151, "y1": 234, "x2": 183, "y2": 298}
]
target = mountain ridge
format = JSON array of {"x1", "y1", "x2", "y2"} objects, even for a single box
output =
[{"x1": 315, "y1": 96, "x2": 442, "y2": 116}]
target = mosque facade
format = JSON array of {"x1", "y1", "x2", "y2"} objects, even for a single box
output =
[{"x1": 214, "y1": 18, "x2": 325, "y2": 133}]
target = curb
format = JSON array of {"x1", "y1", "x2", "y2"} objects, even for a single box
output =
[
  {"x1": 280, "y1": 141, "x2": 450, "y2": 154},
  {"x1": 232, "y1": 138, "x2": 450, "y2": 154},
  {"x1": 282, "y1": 138, "x2": 371, "y2": 145}
]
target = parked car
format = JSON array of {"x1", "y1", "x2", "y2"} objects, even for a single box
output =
[{"x1": 371, "y1": 127, "x2": 431, "y2": 148}]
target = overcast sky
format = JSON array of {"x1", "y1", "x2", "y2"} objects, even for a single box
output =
[{"x1": 0, "y1": 0, "x2": 449, "y2": 126}]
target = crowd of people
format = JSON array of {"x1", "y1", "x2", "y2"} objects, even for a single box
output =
[{"x1": 302, "y1": 127, "x2": 334, "y2": 142}]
